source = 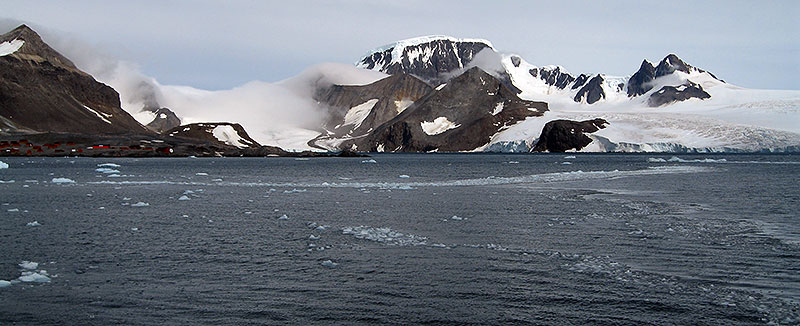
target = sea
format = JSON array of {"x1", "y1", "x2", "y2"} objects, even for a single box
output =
[{"x1": 0, "y1": 153, "x2": 798, "y2": 325}]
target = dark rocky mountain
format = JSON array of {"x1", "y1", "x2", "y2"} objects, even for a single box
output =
[
  {"x1": 574, "y1": 75, "x2": 606, "y2": 104},
  {"x1": 357, "y1": 36, "x2": 492, "y2": 83},
  {"x1": 0, "y1": 25, "x2": 151, "y2": 135},
  {"x1": 627, "y1": 60, "x2": 656, "y2": 97},
  {"x1": 647, "y1": 81, "x2": 711, "y2": 107},
  {"x1": 532, "y1": 118, "x2": 609, "y2": 152},
  {"x1": 146, "y1": 108, "x2": 181, "y2": 133},
  {"x1": 344, "y1": 67, "x2": 547, "y2": 152},
  {"x1": 529, "y1": 66, "x2": 576, "y2": 90},
  {"x1": 310, "y1": 74, "x2": 433, "y2": 149}
]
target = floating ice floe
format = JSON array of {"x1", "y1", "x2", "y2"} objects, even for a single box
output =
[
  {"x1": 283, "y1": 188, "x2": 307, "y2": 194},
  {"x1": 195, "y1": 172, "x2": 209, "y2": 176},
  {"x1": 7, "y1": 208, "x2": 19, "y2": 212},
  {"x1": 648, "y1": 157, "x2": 668, "y2": 163},
  {"x1": 131, "y1": 227, "x2": 139, "y2": 231},
  {"x1": 19, "y1": 261, "x2": 38, "y2": 270},
  {"x1": 51, "y1": 178, "x2": 75, "y2": 184},
  {"x1": 562, "y1": 162, "x2": 572, "y2": 165},
  {"x1": 342, "y1": 226, "x2": 428, "y2": 246},
  {"x1": 309, "y1": 235, "x2": 320, "y2": 240},
  {"x1": 398, "y1": 175, "x2": 410, "y2": 178},
  {"x1": 450, "y1": 215, "x2": 463, "y2": 221},
  {"x1": 667, "y1": 156, "x2": 727, "y2": 163},
  {"x1": 320, "y1": 260, "x2": 338, "y2": 268},
  {"x1": 178, "y1": 195, "x2": 191, "y2": 201},
  {"x1": 97, "y1": 163, "x2": 121, "y2": 168},
  {"x1": 18, "y1": 271, "x2": 50, "y2": 283},
  {"x1": 0, "y1": 280, "x2": 10, "y2": 287},
  {"x1": 361, "y1": 159, "x2": 377, "y2": 164},
  {"x1": 0, "y1": 161, "x2": 8, "y2": 169},
  {"x1": 26, "y1": 221, "x2": 41, "y2": 227},
  {"x1": 130, "y1": 202, "x2": 150, "y2": 207},
  {"x1": 564, "y1": 155, "x2": 576, "y2": 159},
  {"x1": 508, "y1": 161, "x2": 519, "y2": 164},
  {"x1": 278, "y1": 214, "x2": 289, "y2": 220},
  {"x1": 95, "y1": 168, "x2": 120, "y2": 174}
]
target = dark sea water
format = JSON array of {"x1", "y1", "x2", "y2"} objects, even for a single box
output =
[{"x1": 0, "y1": 154, "x2": 798, "y2": 325}]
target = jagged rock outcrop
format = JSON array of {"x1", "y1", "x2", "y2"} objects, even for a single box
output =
[
  {"x1": 532, "y1": 118, "x2": 609, "y2": 152},
  {"x1": 574, "y1": 75, "x2": 606, "y2": 104},
  {"x1": 529, "y1": 66, "x2": 576, "y2": 89},
  {"x1": 146, "y1": 108, "x2": 181, "y2": 133},
  {"x1": 647, "y1": 81, "x2": 711, "y2": 107},
  {"x1": 310, "y1": 74, "x2": 432, "y2": 149},
  {"x1": 0, "y1": 25, "x2": 151, "y2": 135},
  {"x1": 627, "y1": 60, "x2": 656, "y2": 96},
  {"x1": 346, "y1": 67, "x2": 547, "y2": 152}
]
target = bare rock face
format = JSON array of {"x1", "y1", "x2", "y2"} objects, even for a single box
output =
[
  {"x1": 529, "y1": 66, "x2": 576, "y2": 89},
  {"x1": 574, "y1": 75, "x2": 606, "y2": 104},
  {"x1": 146, "y1": 108, "x2": 181, "y2": 133},
  {"x1": 346, "y1": 67, "x2": 547, "y2": 152},
  {"x1": 310, "y1": 74, "x2": 432, "y2": 149},
  {"x1": 627, "y1": 60, "x2": 656, "y2": 97},
  {"x1": 532, "y1": 118, "x2": 609, "y2": 152},
  {"x1": 0, "y1": 25, "x2": 151, "y2": 135},
  {"x1": 647, "y1": 81, "x2": 710, "y2": 107}
]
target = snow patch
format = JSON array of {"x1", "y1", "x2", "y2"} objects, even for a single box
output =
[
  {"x1": 0, "y1": 39, "x2": 24, "y2": 56},
  {"x1": 343, "y1": 99, "x2": 379, "y2": 129},
  {"x1": 492, "y1": 102, "x2": 504, "y2": 115},
  {"x1": 211, "y1": 125, "x2": 251, "y2": 148},
  {"x1": 421, "y1": 117, "x2": 460, "y2": 135},
  {"x1": 81, "y1": 105, "x2": 113, "y2": 124}
]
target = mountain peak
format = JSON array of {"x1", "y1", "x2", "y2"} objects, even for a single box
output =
[{"x1": 0, "y1": 24, "x2": 80, "y2": 72}]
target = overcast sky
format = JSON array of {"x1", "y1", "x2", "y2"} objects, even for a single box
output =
[{"x1": 3, "y1": 0, "x2": 798, "y2": 90}]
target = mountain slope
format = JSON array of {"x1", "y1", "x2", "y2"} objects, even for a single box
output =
[
  {"x1": 345, "y1": 67, "x2": 547, "y2": 152},
  {"x1": 0, "y1": 25, "x2": 151, "y2": 135}
]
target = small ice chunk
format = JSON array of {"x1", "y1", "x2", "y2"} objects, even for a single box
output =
[
  {"x1": 361, "y1": 159, "x2": 377, "y2": 164},
  {"x1": 7, "y1": 208, "x2": 19, "y2": 212},
  {"x1": 0, "y1": 161, "x2": 8, "y2": 169},
  {"x1": 450, "y1": 215, "x2": 463, "y2": 221},
  {"x1": 508, "y1": 161, "x2": 519, "y2": 164},
  {"x1": 18, "y1": 272, "x2": 50, "y2": 283},
  {"x1": 178, "y1": 195, "x2": 191, "y2": 201},
  {"x1": 398, "y1": 175, "x2": 410, "y2": 178},
  {"x1": 321, "y1": 260, "x2": 338, "y2": 268},
  {"x1": 19, "y1": 261, "x2": 38, "y2": 270},
  {"x1": 26, "y1": 221, "x2": 41, "y2": 227},
  {"x1": 278, "y1": 214, "x2": 289, "y2": 220},
  {"x1": 309, "y1": 235, "x2": 320, "y2": 240},
  {"x1": 564, "y1": 155, "x2": 576, "y2": 159},
  {"x1": 130, "y1": 202, "x2": 150, "y2": 207},
  {"x1": 51, "y1": 178, "x2": 75, "y2": 184},
  {"x1": 0, "y1": 280, "x2": 10, "y2": 287},
  {"x1": 562, "y1": 162, "x2": 572, "y2": 165},
  {"x1": 648, "y1": 157, "x2": 667, "y2": 163},
  {"x1": 195, "y1": 172, "x2": 208, "y2": 176},
  {"x1": 131, "y1": 227, "x2": 139, "y2": 231},
  {"x1": 95, "y1": 168, "x2": 120, "y2": 174},
  {"x1": 97, "y1": 163, "x2": 121, "y2": 168}
]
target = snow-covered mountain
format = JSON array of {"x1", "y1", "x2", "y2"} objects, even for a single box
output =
[{"x1": 355, "y1": 35, "x2": 800, "y2": 152}]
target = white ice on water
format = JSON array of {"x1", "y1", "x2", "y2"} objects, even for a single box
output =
[
  {"x1": 178, "y1": 195, "x2": 191, "y2": 201},
  {"x1": 342, "y1": 226, "x2": 428, "y2": 246},
  {"x1": 97, "y1": 163, "x2": 121, "y2": 168},
  {"x1": 320, "y1": 260, "x2": 338, "y2": 268},
  {"x1": 130, "y1": 202, "x2": 150, "y2": 207},
  {"x1": 19, "y1": 261, "x2": 38, "y2": 270},
  {"x1": 361, "y1": 159, "x2": 377, "y2": 164},
  {"x1": 51, "y1": 178, "x2": 75, "y2": 184},
  {"x1": 0, "y1": 160, "x2": 8, "y2": 169},
  {"x1": 26, "y1": 221, "x2": 41, "y2": 227},
  {"x1": 96, "y1": 168, "x2": 121, "y2": 174}
]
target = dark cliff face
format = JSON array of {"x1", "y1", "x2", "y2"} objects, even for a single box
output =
[
  {"x1": 146, "y1": 108, "x2": 182, "y2": 134},
  {"x1": 574, "y1": 75, "x2": 606, "y2": 104},
  {"x1": 357, "y1": 38, "x2": 492, "y2": 83},
  {"x1": 310, "y1": 74, "x2": 433, "y2": 149},
  {"x1": 532, "y1": 118, "x2": 609, "y2": 152},
  {"x1": 627, "y1": 60, "x2": 656, "y2": 97},
  {"x1": 0, "y1": 25, "x2": 151, "y2": 135},
  {"x1": 647, "y1": 81, "x2": 710, "y2": 107},
  {"x1": 346, "y1": 67, "x2": 547, "y2": 152}
]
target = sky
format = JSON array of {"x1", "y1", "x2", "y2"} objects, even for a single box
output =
[{"x1": 2, "y1": 0, "x2": 799, "y2": 90}]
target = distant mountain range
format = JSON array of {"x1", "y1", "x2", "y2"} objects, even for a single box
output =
[{"x1": 1, "y1": 26, "x2": 799, "y2": 155}]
